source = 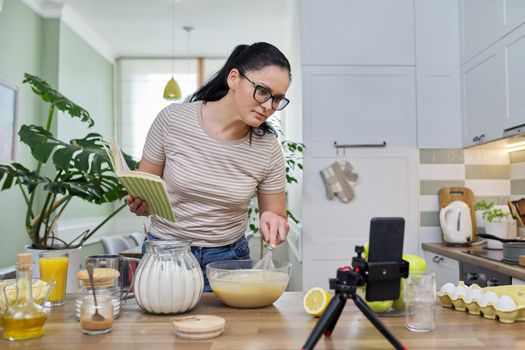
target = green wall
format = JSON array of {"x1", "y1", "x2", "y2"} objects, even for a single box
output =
[
  {"x1": 0, "y1": 0, "x2": 115, "y2": 268},
  {"x1": 57, "y1": 23, "x2": 115, "y2": 219}
]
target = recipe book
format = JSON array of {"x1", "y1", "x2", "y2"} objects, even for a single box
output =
[{"x1": 105, "y1": 139, "x2": 175, "y2": 222}]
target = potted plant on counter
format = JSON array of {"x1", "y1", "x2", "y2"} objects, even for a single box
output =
[
  {"x1": 0, "y1": 74, "x2": 138, "y2": 290},
  {"x1": 479, "y1": 202, "x2": 517, "y2": 249}
]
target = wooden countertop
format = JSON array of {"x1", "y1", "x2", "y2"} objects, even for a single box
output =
[
  {"x1": 3, "y1": 292, "x2": 525, "y2": 349},
  {"x1": 422, "y1": 242, "x2": 525, "y2": 280}
]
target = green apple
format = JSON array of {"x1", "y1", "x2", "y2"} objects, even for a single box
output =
[
  {"x1": 364, "y1": 297, "x2": 393, "y2": 313},
  {"x1": 359, "y1": 289, "x2": 393, "y2": 313},
  {"x1": 392, "y1": 254, "x2": 428, "y2": 310}
]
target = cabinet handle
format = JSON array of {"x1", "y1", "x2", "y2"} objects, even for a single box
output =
[
  {"x1": 432, "y1": 256, "x2": 444, "y2": 263},
  {"x1": 472, "y1": 134, "x2": 486, "y2": 143},
  {"x1": 333, "y1": 141, "x2": 387, "y2": 149}
]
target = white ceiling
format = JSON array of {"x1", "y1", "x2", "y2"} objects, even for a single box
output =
[{"x1": 28, "y1": 0, "x2": 297, "y2": 61}]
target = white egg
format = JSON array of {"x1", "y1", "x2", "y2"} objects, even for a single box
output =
[
  {"x1": 465, "y1": 288, "x2": 483, "y2": 303},
  {"x1": 451, "y1": 285, "x2": 468, "y2": 300},
  {"x1": 479, "y1": 291, "x2": 498, "y2": 307},
  {"x1": 496, "y1": 295, "x2": 517, "y2": 312},
  {"x1": 439, "y1": 282, "x2": 455, "y2": 295}
]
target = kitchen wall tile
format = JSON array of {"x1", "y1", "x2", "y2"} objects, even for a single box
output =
[
  {"x1": 419, "y1": 195, "x2": 439, "y2": 211},
  {"x1": 510, "y1": 163, "x2": 525, "y2": 179},
  {"x1": 419, "y1": 149, "x2": 464, "y2": 164},
  {"x1": 420, "y1": 180, "x2": 464, "y2": 195},
  {"x1": 509, "y1": 150, "x2": 525, "y2": 164},
  {"x1": 420, "y1": 211, "x2": 440, "y2": 227},
  {"x1": 420, "y1": 164, "x2": 465, "y2": 180},
  {"x1": 464, "y1": 149, "x2": 509, "y2": 165},
  {"x1": 464, "y1": 179, "x2": 510, "y2": 196},
  {"x1": 419, "y1": 227, "x2": 442, "y2": 243},
  {"x1": 511, "y1": 179, "x2": 525, "y2": 195},
  {"x1": 465, "y1": 165, "x2": 509, "y2": 179},
  {"x1": 419, "y1": 148, "x2": 514, "y2": 245},
  {"x1": 474, "y1": 195, "x2": 509, "y2": 206}
]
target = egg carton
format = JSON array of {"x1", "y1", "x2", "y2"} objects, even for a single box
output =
[{"x1": 437, "y1": 281, "x2": 525, "y2": 324}]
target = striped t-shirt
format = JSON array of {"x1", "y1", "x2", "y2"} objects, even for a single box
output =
[{"x1": 142, "y1": 101, "x2": 285, "y2": 247}]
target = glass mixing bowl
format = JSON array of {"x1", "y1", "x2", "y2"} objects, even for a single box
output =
[{"x1": 206, "y1": 259, "x2": 291, "y2": 308}]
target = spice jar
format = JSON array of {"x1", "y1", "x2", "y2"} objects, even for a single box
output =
[
  {"x1": 80, "y1": 289, "x2": 113, "y2": 335},
  {"x1": 76, "y1": 268, "x2": 120, "y2": 320}
]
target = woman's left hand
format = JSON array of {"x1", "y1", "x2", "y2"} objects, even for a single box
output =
[{"x1": 259, "y1": 211, "x2": 290, "y2": 249}]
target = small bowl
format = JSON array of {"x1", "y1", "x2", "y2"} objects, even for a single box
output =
[{"x1": 206, "y1": 259, "x2": 291, "y2": 308}]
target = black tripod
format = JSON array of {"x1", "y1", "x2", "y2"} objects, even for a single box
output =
[{"x1": 302, "y1": 247, "x2": 408, "y2": 350}]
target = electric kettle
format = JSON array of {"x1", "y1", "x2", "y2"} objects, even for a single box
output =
[{"x1": 439, "y1": 200, "x2": 473, "y2": 244}]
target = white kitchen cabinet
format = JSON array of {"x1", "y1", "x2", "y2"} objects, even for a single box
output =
[
  {"x1": 301, "y1": 0, "x2": 415, "y2": 66},
  {"x1": 502, "y1": 24, "x2": 525, "y2": 130},
  {"x1": 504, "y1": 0, "x2": 525, "y2": 34},
  {"x1": 512, "y1": 277, "x2": 525, "y2": 285},
  {"x1": 460, "y1": 0, "x2": 525, "y2": 64},
  {"x1": 415, "y1": 0, "x2": 460, "y2": 67},
  {"x1": 302, "y1": 65, "x2": 416, "y2": 149},
  {"x1": 302, "y1": 148, "x2": 419, "y2": 290},
  {"x1": 461, "y1": 46, "x2": 506, "y2": 147},
  {"x1": 416, "y1": 67, "x2": 462, "y2": 148},
  {"x1": 460, "y1": 0, "x2": 504, "y2": 63},
  {"x1": 424, "y1": 252, "x2": 459, "y2": 289}
]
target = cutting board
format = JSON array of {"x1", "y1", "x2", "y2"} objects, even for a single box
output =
[{"x1": 438, "y1": 187, "x2": 477, "y2": 245}]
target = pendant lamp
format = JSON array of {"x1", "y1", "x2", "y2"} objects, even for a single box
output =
[{"x1": 163, "y1": 0, "x2": 181, "y2": 100}]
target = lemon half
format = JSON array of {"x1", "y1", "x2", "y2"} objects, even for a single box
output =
[{"x1": 303, "y1": 287, "x2": 332, "y2": 317}]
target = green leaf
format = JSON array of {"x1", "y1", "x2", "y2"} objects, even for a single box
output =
[
  {"x1": 287, "y1": 210, "x2": 299, "y2": 224},
  {"x1": 23, "y1": 74, "x2": 94, "y2": 127}
]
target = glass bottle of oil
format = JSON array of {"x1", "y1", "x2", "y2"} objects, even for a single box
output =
[{"x1": 1, "y1": 253, "x2": 48, "y2": 340}]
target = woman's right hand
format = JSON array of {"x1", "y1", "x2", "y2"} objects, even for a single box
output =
[{"x1": 127, "y1": 195, "x2": 151, "y2": 217}]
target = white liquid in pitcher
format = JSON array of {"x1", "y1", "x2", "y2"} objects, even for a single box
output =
[{"x1": 209, "y1": 269, "x2": 289, "y2": 308}]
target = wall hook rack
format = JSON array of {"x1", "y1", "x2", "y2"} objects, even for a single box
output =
[{"x1": 333, "y1": 141, "x2": 387, "y2": 149}]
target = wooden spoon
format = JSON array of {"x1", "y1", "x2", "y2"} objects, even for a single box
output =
[{"x1": 86, "y1": 263, "x2": 105, "y2": 322}]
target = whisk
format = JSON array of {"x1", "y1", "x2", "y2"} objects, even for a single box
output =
[{"x1": 254, "y1": 245, "x2": 275, "y2": 270}]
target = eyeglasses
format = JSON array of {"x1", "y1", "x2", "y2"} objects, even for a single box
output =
[{"x1": 239, "y1": 72, "x2": 290, "y2": 111}]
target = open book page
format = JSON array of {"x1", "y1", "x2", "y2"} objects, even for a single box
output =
[
  {"x1": 109, "y1": 139, "x2": 130, "y2": 174},
  {"x1": 105, "y1": 138, "x2": 175, "y2": 222}
]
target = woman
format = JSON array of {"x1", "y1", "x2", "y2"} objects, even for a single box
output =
[{"x1": 127, "y1": 42, "x2": 291, "y2": 291}]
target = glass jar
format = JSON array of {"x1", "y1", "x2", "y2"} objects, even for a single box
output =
[
  {"x1": 133, "y1": 240, "x2": 204, "y2": 314},
  {"x1": 80, "y1": 289, "x2": 113, "y2": 335},
  {"x1": 76, "y1": 286, "x2": 120, "y2": 320},
  {"x1": 75, "y1": 267, "x2": 120, "y2": 319}
]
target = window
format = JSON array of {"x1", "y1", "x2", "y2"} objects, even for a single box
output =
[{"x1": 117, "y1": 58, "x2": 225, "y2": 159}]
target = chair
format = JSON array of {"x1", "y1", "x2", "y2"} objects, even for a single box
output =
[
  {"x1": 100, "y1": 236, "x2": 131, "y2": 255},
  {"x1": 128, "y1": 232, "x2": 146, "y2": 247}
]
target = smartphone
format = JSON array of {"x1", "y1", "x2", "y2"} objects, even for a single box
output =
[{"x1": 365, "y1": 217, "x2": 405, "y2": 301}]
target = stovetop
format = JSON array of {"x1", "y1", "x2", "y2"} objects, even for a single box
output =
[{"x1": 464, "y1": 249, "x2": 518, "y2": 265}]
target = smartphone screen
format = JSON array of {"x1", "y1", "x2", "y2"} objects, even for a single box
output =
[{"x1": 365, "y1": 217, "x2": 405, "y2": 301}]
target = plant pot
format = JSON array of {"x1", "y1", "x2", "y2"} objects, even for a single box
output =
[
  {"x1": 476, "y1": 210, "x2": 487, "y2": 231},
  {"x1": 485, "y1": 221, "x2": 517, "y2": 249},
  {"x1": 24, "y1": 245, "x2": 82, "y2": 293}
]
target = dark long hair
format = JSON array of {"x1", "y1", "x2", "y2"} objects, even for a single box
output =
[{"x1": 189, "y1": 42, "x2": 291, "y2": 138}]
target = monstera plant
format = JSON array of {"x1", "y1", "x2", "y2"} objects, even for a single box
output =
[{"x1": 0, "y1": 73, "x2": 137, "y2": 249}]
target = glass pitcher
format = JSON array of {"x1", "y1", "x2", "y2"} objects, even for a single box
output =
[{"x1": 133, "y1": 240, "x2": 204, "y2": 314}]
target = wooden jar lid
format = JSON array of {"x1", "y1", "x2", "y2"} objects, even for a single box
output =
[
  {"x1": 172, "y1": 315, "x2": 226, "y2": 340},
  {"x1": 77, "y1": 268, "x2": 120, "y2": 288}
]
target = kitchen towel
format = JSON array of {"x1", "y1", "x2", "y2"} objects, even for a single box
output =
[{"x1": 320, "y1": 161, "x2": 358, "y2": 203}]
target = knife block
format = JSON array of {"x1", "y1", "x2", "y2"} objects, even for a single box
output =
[{"x1": 438, "y1": 187, "x2": 477, "y2": 246}]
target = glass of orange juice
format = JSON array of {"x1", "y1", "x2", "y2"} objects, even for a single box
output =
[{"x1": 39, "y1": 251, "x2": 69, "y2": 307}]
